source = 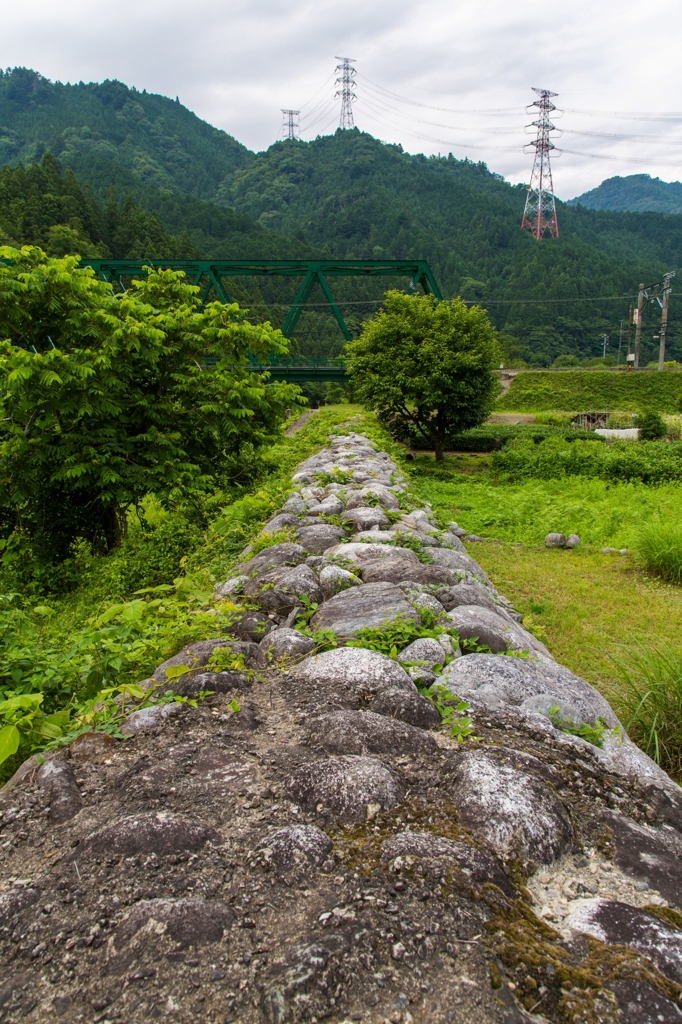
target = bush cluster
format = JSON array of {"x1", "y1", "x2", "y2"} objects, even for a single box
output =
[{"x1": 492, "y1": 436, "x2": 682, "y2": 485}]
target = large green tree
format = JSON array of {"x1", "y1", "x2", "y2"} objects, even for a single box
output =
[
  {"x1": 347, "y1": 291, "x2": 500, "y2": 460},
  {"x1": 0, "y1": 246, "x2": 302, "y2": 562}
]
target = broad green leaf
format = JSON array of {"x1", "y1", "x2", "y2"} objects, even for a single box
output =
[{"x1": 0, "y1": 725, "x2": 21, "y2": 764}]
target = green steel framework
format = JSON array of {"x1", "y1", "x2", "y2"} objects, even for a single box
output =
[
  {"x1": 80, "y1": 259, "x2": 442, "y2": 340},
  {"x1": 79, "y1": 258, "x2": 442, "y2": 382}
]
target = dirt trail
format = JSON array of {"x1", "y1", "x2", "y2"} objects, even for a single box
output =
[{"x1": 286, "y1": 408, "x2": 319, "y2": 435}]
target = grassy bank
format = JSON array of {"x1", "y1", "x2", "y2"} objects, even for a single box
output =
[{"x1": 498, "y1": 369, "x2": 682, "y2": 413}]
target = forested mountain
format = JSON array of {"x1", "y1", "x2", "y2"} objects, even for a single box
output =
[
  {"x1": 2, "y1": 66, "x2": 682, "y2": 365},
  {"x1": 0, "y1": 67, "x2": 251, "y2": 200},
  {"x1": 570, "y1": 175, "x2": 682, "y2": 215}
]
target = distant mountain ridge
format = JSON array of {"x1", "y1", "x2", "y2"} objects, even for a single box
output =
[
  {"x1": 2, "y1": 67, "x2": 682, "y2": 366},
  {"x1": 0, "y1": 67, "x2": 252, "y2": 202},
  {"x1": 569, "y1": 174, "x2": 682, "y2": 215}
]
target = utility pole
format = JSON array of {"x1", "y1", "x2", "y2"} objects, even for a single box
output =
[
  {"x1": 602, "y1": 334, "x2": 609, "y2": 360},
  {"x1": 281, "y1": 109, "x2": 300, "y2": 141},
  {"x1": 657, "y1": 271, "x2": 675, "y2": 370},
  {"x1": 634, "y1": 283, "x2": 645, "y2": 368},
  {"x1": 521, "y1": 88, "x2": 559, "y2": 239},
  {"x1": 618, "y1": 320, "x2": 624, "y2": 366},
  {"x1": 335, "y1": 57, "x2": 357, "y2": 129}
]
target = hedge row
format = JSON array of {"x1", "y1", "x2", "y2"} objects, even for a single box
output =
[
  {"x1": 492, "y1": 436, "x2": 682, "y2": 485},
  {"x1": 387, "y1": 420, "x2": 605, "y2": 452},
  {"x1": 497, "y1": 370, "x2": 682, "y2": 413}
]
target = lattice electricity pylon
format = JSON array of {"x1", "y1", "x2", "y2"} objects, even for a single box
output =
[
  {"x1": 335, "y1": 57, "x2": 356, "y2": 129},
  {"x1": 281, "y1": 109, "x2": 300, "y2": 141},
  {"x1": 521, "y1": 87, "x2": 559, "y2": 239}
]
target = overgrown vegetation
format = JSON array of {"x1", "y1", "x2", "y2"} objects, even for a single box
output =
[
  {"x1": 491, "y1": 436, "x2": 682, "y2": 485},
  {"x1": 0, "y1": 406, "x2": 367, "y2": 782}
]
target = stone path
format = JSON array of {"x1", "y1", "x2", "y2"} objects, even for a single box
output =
[{"x1": 1, "y1": 431, "x2": 681, "y2": 1024}]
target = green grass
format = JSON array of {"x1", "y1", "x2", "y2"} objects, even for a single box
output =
[
  {"x1": 409, "y1": 451, "x2": 682, "y2": 549},
  {"x1": 497, "y1": 369, "x2": 682, "y2": 413}
]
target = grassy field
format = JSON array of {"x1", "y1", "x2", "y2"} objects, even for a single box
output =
[{"x1": 408, "y1": 450, "x2": 682, "y2": 697}]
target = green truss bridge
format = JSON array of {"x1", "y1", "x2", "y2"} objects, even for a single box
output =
[{"x1": 80, "y1": 258, "x2": 442, "y2": 383}]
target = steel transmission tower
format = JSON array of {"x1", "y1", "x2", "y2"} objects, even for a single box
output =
[
  {"x1": 335, "y1": 57, "x2": 356, "y2": 129},
  {"x1": 521, "y1": 88, "x2": 559, "y2": 239},
  {"x1": 281, "y1": 109, "x2": 300, "y2": 140}
]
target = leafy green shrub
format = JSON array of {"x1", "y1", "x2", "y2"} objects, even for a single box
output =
[
  {"x1": 492, "y1": 436, "x2": 682, "y2": 485},
  {"x1": 634, "y1": 521, "x2": 682, "y2": 584},
  {"x1": 497, "y1": 369, "x2": 682, "y2": 413},
  {"x1": 0, "y1": 247, "x2": 302, "y2": 567},
  {"x1": 609, "y1": 641, "x2": 682, "y2": 773},
  {"x1": 347, "y1": 291, "x2": 500, "y2": 461},
  {"x1": 636, "y1": 409, "x2": 667, "y2": 441}
]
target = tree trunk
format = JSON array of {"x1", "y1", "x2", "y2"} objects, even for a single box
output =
[
  {"x1": 435, "y1": 444, "x2": 444, "y2": 461},
  {"x1": 102, "y1": 505, "x2": 123, "y2": 551}
]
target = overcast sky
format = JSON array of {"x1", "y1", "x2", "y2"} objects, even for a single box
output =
[{"x1": 4, "y1": 0, "x2": 682, "y2": 199}]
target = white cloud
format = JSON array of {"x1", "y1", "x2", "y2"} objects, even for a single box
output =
[{"x1": 3, "y1": 0, "x2": 682, "y2": 198}]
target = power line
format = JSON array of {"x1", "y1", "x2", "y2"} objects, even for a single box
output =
[
  {"x1": 522, "y1": 88, "x2": 559, "y2": 240},
  {"x1": 335, "y1": 57, "x2": 356, "y2": 129}
]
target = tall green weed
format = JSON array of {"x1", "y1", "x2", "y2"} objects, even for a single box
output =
[
  {"x1": 608, "y1": 641, "x2": 682, "y2": 774},
  {"x1": 634, "y1": 522, "x2": 682, "y2": 584}
]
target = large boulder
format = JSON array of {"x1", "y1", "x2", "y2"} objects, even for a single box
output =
[
  {"x1": 292, "y1": 646, "x2": 415, "y2": 700},
  {"x1": 115, "y1": 898, "x2": 234, "y2": 948},
  {"x1": 441, "y1": 653, "x2": 618, "y2": 727},
  {"x1": 297, "y1": 524, "x2": 348, "y2": 554},
  {"x1": 602, "y1": 809, "x2": 682, "y2": 909},
  {"x1": 244, "y1": 564, "x2": 324, "y2": 613},
  {"x1": 429, "y1": 548, "x2": 491, "y2": 583},
  {"x1": 306, "y1": 495, "x2": 345, "y2": 517},
  {"x1": 359, "y1": 558, "x2": 456, "y2": 587},
  {"x1": 346, "y1": 485, "x2": 400, "y2": 510},
  {"x1": 446, "y1": 605, "x2": 550, "y2": 659},
  {"x1": 80, "y1": 812, "x2": 219, "y2": 858},
  {"x1": 342, "y1": 506, "x2": 391, "y2": 532},
  {"x1": 256, "y1": 825, "x2": 333, "y2": 870},
  {"x1": 368, "y1": 688, "x2": 442, "y2": 730},
  {"x1": 381, "y1": 831, "x2": 514, "y2": 897},
  {"x1": 36, "y1": 761, "x2": 82, "y2": 824},
  {"x1": 325, "y1": 542, "x2": 418, "y2": 564},
  {"x1": 259, "y1": 627, "x2": 317, "y2": 660},
  {"x1": 398, "y1": 637, "x2": 447, "y2": 669},
  {"x1": 310, "y1": 581, "x2": 421, "y2": 636},
  {"x1": 286, "y1": 755, "x2": 404, "y2": 822},
  {"x1": 305, "y1": 710, "x2": 438, "y2": 756},
  {"x1": 445, "y1": 747, "x2": 574, "y2": 869},
  {"x1": 435, "y1": 582, "x2": 505, "y2": 615},
  {"x1": 239, "y1": 542, "x2": 309, "y2": 576},
  {"x1": 319, "y1": 564, "x2": 362, "y2": 598}
]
